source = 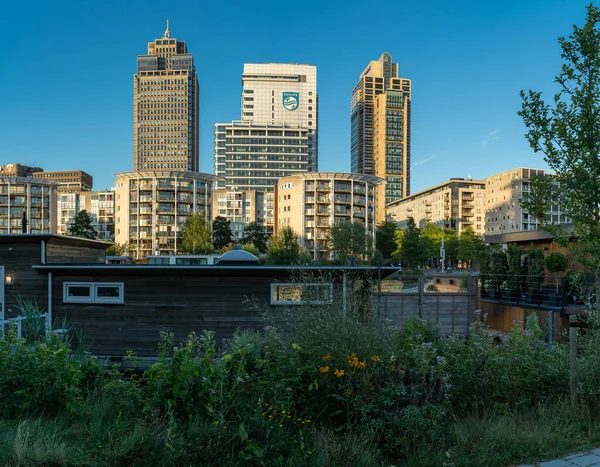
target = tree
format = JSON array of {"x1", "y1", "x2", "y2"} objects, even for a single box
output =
[
  {"x1": 106, "y1": 242, "x2": 134, "y2": 257},
  {"x1": 181, "y1": 214, "x2": 214, "y2": 254},
  {"x1": 375, "y1": 221, "x2": 397, "y2": 259},
  {"x1": 212, "y1": 216, "x2": 232, "y2": 250},
  {"x1": 267, "y1": 226, "x2": 301, "y2": 265},
  {"x1": 419, "y1": 223, "x2": 458, "y2": 268},
  {"x1": 394, "y1": 218, "x2": 428, "y2": 270},
  {"x1": 457, "y1": 226, "x2": 486, "y2": 268},
  {"x1": 546, "y1": 252, "x2": 569, "y2": 292},
  {"x1": 241, "y1": 243, "x2": 260, "y2": 257},
  {"x1": 519, "y1": 4, "x2": 600, "y2": 296},
  {"x1": 329, "y1": 221, "x2": 372, "y2": 263},
  {"x1": 242, "y1": 222, "x2": 269, "y2": 253},
  {"x1": 68, "y1": 210, "x2": 97, "y2": 240}
]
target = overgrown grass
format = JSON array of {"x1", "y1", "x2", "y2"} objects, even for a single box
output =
[{"x1": 2, "y1": 296, "x2": 600, "y2": 466}]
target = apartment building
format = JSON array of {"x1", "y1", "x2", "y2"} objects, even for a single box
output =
[
  {"x1": 351, "y1": 52, "x2": 411, "y2": 214},
  {"x1": 484, "y1": 168, "x2": 568, "y2": 235},
  {"x1": 0, "y1": 176, "x2": 57, "y2": 234},
  {"x1": 212, "y1": 189, "x2": 274, "y2": 241},
  {"x1": 275, "y1": 173, "x2": 384, "y2": 259},
  {"x1": 387, "y1": 178, "x2": 486, "y2": 236},
  {"x1": 114, "y1": 171, "x2": 217, "y2": 259},
  {"x1": 80, "y1": 190, "x2": 115, "y2": 241}
]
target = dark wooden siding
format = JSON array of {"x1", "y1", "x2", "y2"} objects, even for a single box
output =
[
  {"x1": 51, "y1": 272, "x2": 295, "y2": 357},
  {"x1": 46, "y1": 243, "x2": 105, "y2": 264},
  {"x1": 0, "y1": 243, "x2": 48, "y2": 315}
]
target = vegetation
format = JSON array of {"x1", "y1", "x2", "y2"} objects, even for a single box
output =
[
  {"x1": 375, "y1": 221, "x2": 397, "y2": 259},
  {"x1": 420, "y1": 222, "x2": 458, "y2": 267},
  {"x1": 519, "y1": 4, "x2": 600, "y2": 298},
  {"x1": 393, "y1": 218, "x2": 428, "y2": 269},
  {"x1": 242, "y1": 222, "x2": 269, "y2": 254},
  {"x1": 4, "y1": 296, "x2": 600, "y2": 466},
  {"x1": 267, "y1": 226, "x2": 303, "y2": 264},
  {"x1": 106, "y1": 241, "x2": 135, "y2": 257},
  {"x1": 68, "y1": 210, "x2": 97, "y2": 240},
  {"x1": 328, "y1": 221, "x2": 372, "y2": 263},
  {"x1": 212, "y1": 216, "x2": 233, "y2": 250},
  {"x1": 457, "y1": 226, "x2": 485, "y2": 267},
  {"x1": 181, "y1": 214, "x2": 214, "y2": 255}
]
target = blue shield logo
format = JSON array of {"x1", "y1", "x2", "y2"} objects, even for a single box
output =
[{"x1": 282, "y1": 92, "x2": 299, "y2": 111}]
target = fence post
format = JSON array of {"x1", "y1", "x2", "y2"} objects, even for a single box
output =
[
  {"x1": 547, "y1": 310, "x2": 553, "y2": 349},
  {"x1": 418, "y1": 275, "x2": 424, "y2": 319},
  {"x1": 569, "y1": 313, "x2": 578, "y2": 404}
]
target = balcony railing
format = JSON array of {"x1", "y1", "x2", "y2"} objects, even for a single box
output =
[{"x1": 479, "y1": 274, "x2": 570, "y2": 310}]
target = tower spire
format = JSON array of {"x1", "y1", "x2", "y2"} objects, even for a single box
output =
[{"x1": 164, "y1": 19, "x2": 170, "y2": 38}]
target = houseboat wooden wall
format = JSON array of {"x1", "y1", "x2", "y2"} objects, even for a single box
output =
[
  {"x1": 0, "y1": 241, "x2": 48, "y2": 314},
  {"x1": 45, "y1": 267, "x2": 349, "y2": 358}
]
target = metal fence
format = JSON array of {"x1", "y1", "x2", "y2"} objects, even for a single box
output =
[
  {"x1": 373, "y1": 274, "x2": 478, "y2": 336},
  {"x1": 479, "y1": 274, "x2": 568, "y2": 310}
]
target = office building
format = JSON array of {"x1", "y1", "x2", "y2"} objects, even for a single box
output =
[
  {"x1": 275, "y1": 173, "x2": 384, "y2": 259},
  {"x1": 212, "y1": 189, "x2": 275, "y2": 241},
  {"x1": 0, "y1": 164, "x2": 43, "y2": 177},
  {"x1": 351, "y1": 53, "x2": 411, "y2": 216},
  {"x1": 0, "y1": 175, "x2": 57, "y2": 234},
  {"x1": 114, "y1": 171, "x2": 217, "y2": 259},
  {"x1": 214, "y1": 121, "x2": 310, "y2": 192},
  {"x1": 484, "y1": 168, "x2": 568, "y2": 235},
  {"x1": 134, "y1": 21, "x2": 199, "y2": 172},
  {"x1": 32, "y1": 170, "x2": 93, "y2": 193},
  {"x1": 241, "y1": 63, "x2": 317, "y2": 170},
  {"x1": 387, "y1": 178, "x2": 486, "y2": 236}
]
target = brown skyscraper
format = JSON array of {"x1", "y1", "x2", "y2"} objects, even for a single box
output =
[
  {"x1": 133, "y1": 21, "x2": 199, "y2": 172},
  {"x1": 351, "y1": 53, "x2": 411, "y2": 222}
]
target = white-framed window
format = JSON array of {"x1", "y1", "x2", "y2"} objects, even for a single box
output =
[
  {"x1": 63, "y1": 282, "x2": 124, "y2": 304},
  {"x1": 270, "y1": 283, "x2": 333, "y2": 306}
]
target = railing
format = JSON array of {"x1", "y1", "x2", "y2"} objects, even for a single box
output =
[
  {"x1": 479, "y1": 274, "x2": 568, "y2": 310},
  {"x1": 0, "y1": 313, "x2": 49, "y2": 339}
]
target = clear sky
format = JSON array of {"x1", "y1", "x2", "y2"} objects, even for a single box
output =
[{"x1": 0, "y1": 0, "x2": 593, "y2": 191}]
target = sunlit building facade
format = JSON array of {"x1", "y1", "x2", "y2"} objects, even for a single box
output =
[{"x1": 134, "y1": 21, "x2": 199, "y2": 172}]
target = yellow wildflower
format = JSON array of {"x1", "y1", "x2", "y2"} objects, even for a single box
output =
[
  {"x1": 371, "y1": 355, "x2": 381, "y2": 362},
  {"x1": 319, "y1": 365, "x2": 330, "y2": 373},
  {"x1": 357, "y1": 360, "x2": 367, "y2": 369},
  {"x1": 322, "y1": 354, "x2": 332, "y2": 361},
  {"x1": 344, "y1": 388, "x2": 352, "y2": 395},
  {"x1": 334, "y1": 369, "x2": 345, "y2": 377},
  {"x1": 348, "y1": 352, "x2": 356, "y2": 358}
]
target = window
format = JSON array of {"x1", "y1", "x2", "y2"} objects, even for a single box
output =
[
  {"x1": 63, "y1": 282, "x2": 124, "y2": 304},
  {"x1": 270, "y1": 283, "x2": 333, "y2": 305}
]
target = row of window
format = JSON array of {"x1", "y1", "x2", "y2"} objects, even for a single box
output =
[{"x1": 63, "y1": 282, "x2": 333, "y2": 307}]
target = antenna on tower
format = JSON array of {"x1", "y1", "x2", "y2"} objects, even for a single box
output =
[{"x1": 164, "y1": 19, "x2": 171, "y2": 38}]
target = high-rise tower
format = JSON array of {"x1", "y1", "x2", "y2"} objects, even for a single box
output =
[
  {"x1": 351, "y1": 53, "x2": 411, "y2": 220},
  {"x1": 133, "y1": 21, "x2": 199, "y2": 172}
]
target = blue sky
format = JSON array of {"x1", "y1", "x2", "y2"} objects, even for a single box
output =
[{"x1": 0, "y1": 0, "x2": 592, "y2": 191}]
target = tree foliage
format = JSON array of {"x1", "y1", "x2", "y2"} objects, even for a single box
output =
[
  {"x1": 545, "y1": 252, "x2": 569, "y2": 275},
  {"x1": 519, "y1": 4, "x2": 600, "y2": 292},
  {"x1": 267, "y1": 226, "x2": 301, "y2": 264},
  {"x1": 394, "y1": 218, "x2": 428, "y2": 269},
  {"x1": 375, "y1": 221, "x2": 397, "y2": 259},
  {"x1": 106, "y1": 242, "x2": 135, "y2": 257},
  {"x1": 242, "y1": 222, "x2": 269, "y2": 253},
  {"x1": 419, "y1": 223, "x2": 458, "y2": 267},
  {"x1": 212, "y1": 216, "x2": 233, "y2": 250},
  {"x1": 181, "y1": 215, "x2": 214, "y2": 254},
  {"x1": 68, "y1": 210, "x2": 97, "y2": 240},
  {"x1": 457, "y1": 226, "x2": 485, "y2": 267},
  {"x1": 329, "y1": 221, "x2": 372, "y2": 263}
]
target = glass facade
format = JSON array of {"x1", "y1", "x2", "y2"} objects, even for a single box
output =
[{"x1": 0, "y1": 178, "x2": 57, "y2": 234}]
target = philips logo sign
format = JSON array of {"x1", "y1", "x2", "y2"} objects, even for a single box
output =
[{"x1": 282, "y1": 92, "x2": 299, "y2": 111}]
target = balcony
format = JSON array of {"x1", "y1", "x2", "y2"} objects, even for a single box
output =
[
  {"x1": 317, "y1": 208, "x2": 330, "y2": 216},
  {"x1": 317, "y1": 195, "x2": 330, "y2": 203},
  {"x1": 317, "y1": 184, "x2": 330, "y2": 192},
  {"x1": 335, "y1": 195, "x2": 352, "y2": 204}
]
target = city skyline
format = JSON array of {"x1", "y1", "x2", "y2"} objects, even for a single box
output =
[{"x1": 0, "y1": 0, "x2": 592, "y2": 191}]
